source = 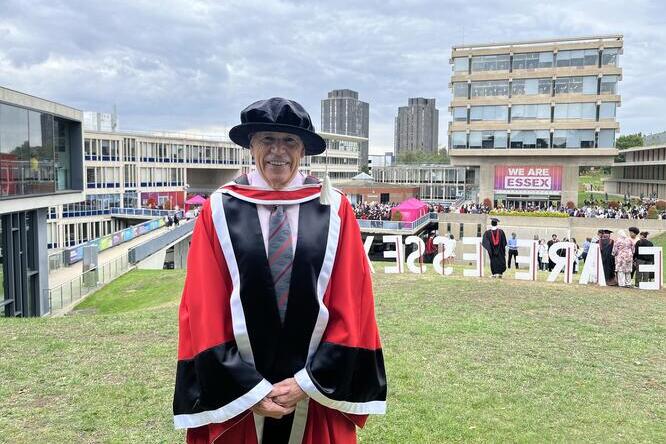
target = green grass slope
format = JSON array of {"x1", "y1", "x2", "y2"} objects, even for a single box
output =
[{"x1": 1, "y1": 266, "x2": 664, "y2": 443}]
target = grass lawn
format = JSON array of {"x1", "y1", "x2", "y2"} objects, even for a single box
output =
[{"x1": 1, "y1": 267, "x2": 665, "y2": 442}]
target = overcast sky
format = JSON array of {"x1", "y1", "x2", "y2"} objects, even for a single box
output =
[{"x1": 1, "y1": 0, "x2": 664, "y2": 153}]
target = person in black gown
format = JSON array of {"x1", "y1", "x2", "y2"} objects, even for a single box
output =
[
  {"x1": 482, "y1": 217, "x2": 507, "y2": 278},
  {"x1": 598, "y1": 229, "x2": 616, "y2": 285}
]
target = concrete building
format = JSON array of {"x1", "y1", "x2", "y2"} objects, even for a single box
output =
[
  {"x1": 321, "y1": 89, "x2": 369, "y2": 169},
  {"x1": 308, "y1": 132, "x2": 365, "y2": 182},
  {"x1": 372, "y1": 164, "x2": 478, "y2": 203},
  {"x1": 46, "y1": 129, "x2": 362, "y2": 249},
  {"x1": 368, "y1": 152, "x2": 395, "y2": 170},
  {"x1": 1, "y1": 86, "x2": 85, "y2": 317},
  {"x1": 395, "y1": 98, "x2": 439, "y2": 156},
  {"x1": 449, "y1": 35, "x2": 622, "y2": 208},
  {"x1": 83, "y1": 110, "x2": 118, "y2": 132},
  {"x1": 45, "y1": 130, "x2": 247, "y2": 249},
  {"x1": 604, "y1": 144, "x2": 666, "y2": 199}
]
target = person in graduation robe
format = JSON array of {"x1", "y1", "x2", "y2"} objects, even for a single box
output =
[
  {"x1": 481, "y1": 217, "x2": 507, "y2": 277},
  {"x1": 172, "y1": 98, "x2": 387, "y2": 444},
  {"x1": 598, "y1": 229, "x2": 616, "y2": 285}
]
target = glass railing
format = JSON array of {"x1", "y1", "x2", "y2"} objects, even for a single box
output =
[
  {"x1": 47, "y1": 253, "x2": 131, "y2": 314},
  {"x1": 356, "y1": 211, "x2": 439, "y2": 231},
  {"x1": 110, "y1": 208, "x2": 182, "y2": 218}
]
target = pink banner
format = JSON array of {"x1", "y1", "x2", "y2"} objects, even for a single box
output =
[{"x1": 495, "y1": 165, "x2": 562, "y2": 191}]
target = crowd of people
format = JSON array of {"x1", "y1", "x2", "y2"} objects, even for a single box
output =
[
  {"x1": 352, "y1": 199, "x2": 666, "y2": 220},
  {"x1": 352, "y1": 201, "x2": 445, "y2": 220}
]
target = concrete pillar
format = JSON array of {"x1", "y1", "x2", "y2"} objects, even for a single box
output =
[
  {"x1": 172, "y1": 238, "x2": 190, "y2": 269},
  {"x1": 561, "y1": 164, "x2": 579, "y2": 206},
  {"x1": 136, "y1": 250, "x2": 167, "y2": 270},
  {"x1": 478, "y1": 164, "x2": 494, "y2": 204}
]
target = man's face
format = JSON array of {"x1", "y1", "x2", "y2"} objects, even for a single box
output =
[{"x1": 250, "y1": 131, "x2": 305, "y2": 189}]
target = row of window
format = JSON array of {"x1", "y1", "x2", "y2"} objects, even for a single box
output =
[
  {"x1": 84, "y1": 137, "x2": 243, "y2": 164},
  {"x1": 453, "y1": 48, "x2": 619, "y2": 73},
  {"x1": 621, "y1": 165, "x2": 666, "y2": 181},
  {"x1": 85, "y1": 166, "x2": 186, "y2": 189},
  {"x1": 453, "y1": 76, "x2": 618, "y2": 99},
  {"x1": 452, "y1": 102, "x2": 616, "y2": 123},
  {"x1": 61, "y1": 194, "x2": 121, "y2": 218},
  {"x1": 450, "y1": 129, "x2": 616, "y2": 149},
  {"x1": 0, "y1": 103, "x2": 74, "y2": 198},
  {"x1": 373, "y1": 167, "x2": 474, "y2": 184},
  {"x1": 324, "y1": 139, "x2": 361, "y2": 152},
  {"x1": 625, "y1": 148, "x2": 666, "y2": 163}
]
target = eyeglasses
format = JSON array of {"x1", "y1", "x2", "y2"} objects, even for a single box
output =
[{"x1": 251, "y1": 134, "x2": 303, "y2": 151}]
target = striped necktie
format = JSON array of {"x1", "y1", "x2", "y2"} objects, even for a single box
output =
[{"x1": 268, "y1": 205, "x2": 293, "y2": 324}]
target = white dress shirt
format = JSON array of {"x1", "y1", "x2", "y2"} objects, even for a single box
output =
[{"x1": 247, "y1": 169, "x2": 303, "y2": 255}]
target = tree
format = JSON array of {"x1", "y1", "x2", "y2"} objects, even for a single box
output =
[
  {"x1": 616, "y1": 133, "x2": 643, "y2": 150},
  {"x1": 396, "y1": 149, "x2": 450, "y2": 165}
]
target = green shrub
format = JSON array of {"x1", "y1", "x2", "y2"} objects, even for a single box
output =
[{"x1": 647, "y1": 206, "x2": 658, "y2": 219}]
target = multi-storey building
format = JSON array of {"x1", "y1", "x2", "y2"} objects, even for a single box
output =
[
  {"x1": 1, "y1": 86, "x2": 85, "y2": 316},
  {"x1": 46, "y1": 130, "x2": 362, "y2": 249},
  {"x1": 321, "y1": 89, "x2": 369, "y2": 169},
  {"x1": 395, "y1": 98, "x2": 439, "y2": 155},
  {"x1": 47, "y1": 130, "x2": 248, "y2": 249},
  {"x1": 372, "y1": 164, "x2": 478, "y2": 203},
  {"x1": 449, "y1": 35, "x2": 622, "y2": 208},
  {"x1": 604, "y1": 144, "x2": 666, "y2": 199},
  {"x1": 308, "y1": 132, "x2": 365, "y2": 182}
]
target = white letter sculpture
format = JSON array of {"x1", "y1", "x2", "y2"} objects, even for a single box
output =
[
  {"x1": 637, "y1": 246, "x2": 663, "y2": 290},
  {"x1": 547, "y1": 241, "x2": 575, "y2": 283},
  {"x1": 433, "y1": 236, "x2": 453, "y2": 276},
  {"x1": 462, "y1": 236, "x2": 484, "y2": 277},
  {"x1": 515, "y1": 239, "x2": 538, "y2": 281},
  {"x1": 383, "y1": 235, "x2": 404, "y2": 274},
  {"x1": 405, "y1": 235, "x2": 426, "y2": 274},
  {"x1": 363, "y1": 235, "x2": 375, "y2": 274},
  {"x1": 578, "y1": 243, "x2": 606, "y2": 286}
]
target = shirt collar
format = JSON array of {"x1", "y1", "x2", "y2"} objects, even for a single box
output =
[{"x1": 247, "y1": 169, "x2": 305, "y2": 188}]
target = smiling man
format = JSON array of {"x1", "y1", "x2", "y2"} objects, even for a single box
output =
[{"x1": 173, "y1": 98, "x2": 387, "y2": 443}]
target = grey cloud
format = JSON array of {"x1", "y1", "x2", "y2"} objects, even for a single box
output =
[{"x1": 0, "y1": 0, "x2": 663, "y2": 151}]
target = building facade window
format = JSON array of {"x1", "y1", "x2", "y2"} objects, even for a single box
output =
[
  {"x1": 599, "y1": 102, "x2": 616, "y2": 119},
  {"x1": 471, "y1": 54, "x2": 510, "y2": 72},
  {"x1": 553, "y1": 102, "x2": 596, "y2": 120},
  {"x1": 451, "y1": 132, "x2": 467, "y2": 148},
  {"x1": 453, "y1": 57, "x2": 469, "y2": 73},
  {"x1": 0, "y1": 103, "x2": 77, "y2": 197},
  {"x1": 555, "y1": 49, "x2": 598, "y2": 67},
  {"x1": 510, "y1": 130, "x2": 550, "y2": 148},
  {"x1": 512, "y1": 52, "x2": 553, "y2": 70},
  {"x1": 510, "y1": 104, "x2": 550, "y2": 121},
  {"x1": 471, "y1": 80, "x2": 509, "y2": 97},
  {"x1": 601, "y1": 48, "x2": 619, "y2": 66},
  {"x1": 511, "y1": 78, "x2": 552, "y2": 96},
  {"x1": 600, "y1": 75, "x2": 619, "y2": 94},
  {"x1": 453, "y1": 82, "x2": 469, "y2": 98},
  {"x1": 452, "y1": 107, "x2": 468, "y2": 122},
  {"x1": 470, "y1": 105, "x2": 508, "y2": 122},
  {"x1": 554, "y1": 76, "x2": 597, "y2": 95},
  {"x1": 598, "y1": 129, "x2": 615, "y2": 148}
]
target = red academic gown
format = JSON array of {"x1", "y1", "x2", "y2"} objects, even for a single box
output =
[{"x1": 172, "y1": 180, "x2": 387, "y2": 443}]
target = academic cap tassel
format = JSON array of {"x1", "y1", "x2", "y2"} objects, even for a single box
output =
[{"x1": 319, "y1": 145, "x2": 332, "y2": 205}]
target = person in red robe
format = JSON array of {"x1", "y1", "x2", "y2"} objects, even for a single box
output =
[{"x1": 173, "y1": 98, "x2": 387, "y2": 443}]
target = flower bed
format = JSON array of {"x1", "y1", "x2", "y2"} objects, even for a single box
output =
[{"x1": 489, "y1": 210, "x2": 570, "y2": 218}]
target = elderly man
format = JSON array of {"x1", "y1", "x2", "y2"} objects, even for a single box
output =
[{"x1": 173, "y1": 98, "x2": 387, "y2": 443}]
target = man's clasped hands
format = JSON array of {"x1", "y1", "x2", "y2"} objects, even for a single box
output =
[{"x1": 251, "y1": 377, "x2": 307, "y2": 419}]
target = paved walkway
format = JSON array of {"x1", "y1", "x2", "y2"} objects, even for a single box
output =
[{"x1": 48, "y1": 222, "x2": 192, "y2": 289}]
